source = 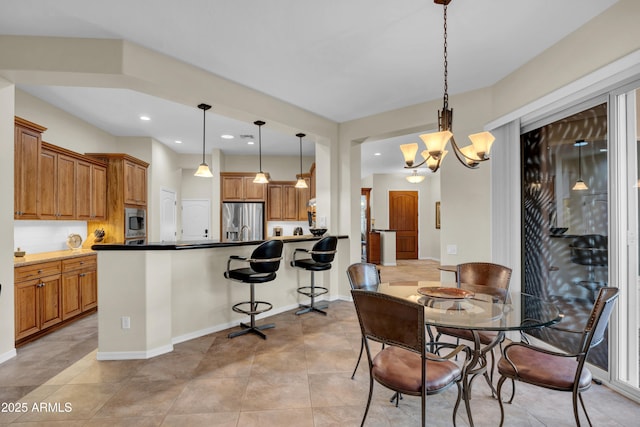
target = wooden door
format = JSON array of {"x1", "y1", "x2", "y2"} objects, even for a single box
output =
[
  {"x1": 389, "y1": 191, "x2": 419, "y2": 259},
  {"x1": 61, "y1": 273, "x2": 82, "y2": 320},
  {"x1": 221, "y1": 176, "x2": 244, "y2": 200},
  {"x1": 244, "y1": 176, "x2": 266, "y2": 201},
  {"x1": 76, "y1": 160, "x2": 92, "y2": 220},
  {"x1": 14, "y1": 124, "x2": 41, "y2": 219},
  {"x1": 282, "y1": 184, "x2": 298, "y2": 220},
  {"x1": 80, "y1": 269, "x2": 98, "y2": 311},
  {"x1": 267, "y1": 184, "x2": 283, "y2": 220},
  {"x1": 56, "y1": 154, "x2": 76, "y2": 219},
  {"x1": 15, "y1": 280, "x2": 40, "y2": 340},
  {"x1": 92, "y1": 164, "x2": 107, "y2": 219},
  {"x1": 40, "y1": 275, "x2": 62, "y2": 329},
  {"x1": 38, "y1": 147, "x2": 57, "y2": 219}
]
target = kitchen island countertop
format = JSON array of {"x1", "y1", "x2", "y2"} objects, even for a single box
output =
[{"x1": 91, "y1": 235, "x2": 346, "y2": 251}]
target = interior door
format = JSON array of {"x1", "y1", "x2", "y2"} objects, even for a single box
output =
[
  {"x1": 389, "y1": 191, "x2": 418, "y2": 259},
  {"x1": 160, "y1": 188, "x2": 177, "y2": 242},
  {"x1": 182, "y1": 199, "x2": 211, "y2": 240}
]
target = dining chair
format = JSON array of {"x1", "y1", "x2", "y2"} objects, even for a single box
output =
[
  {"x1": 432, "y1": 262, "x2": 512, "y2": 394},
  {"x1": 346, "y1": 262, "x2": 381, "y2": 379},
  {"x1": 496, "y1": 286, "x2": 618, "y2": 427},
  {"x1": 351, "y1": 289, "x2": 471, "y2": 427}
]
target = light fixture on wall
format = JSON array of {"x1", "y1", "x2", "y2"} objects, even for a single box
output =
[
  {"x1": 406, "y1": 170, "x2": 426, "y2": 183},
  {"x1": 295, "y1": 133, "x2": 308, "y2": 189},
  {"x1": 253, "y1": 120, "x2": 269, "y2": 184},
  {"x1": 572, "y1": 139, "x2": 589, "y2": 191},
  {"x1": 399, "y1": 0, "x2": 495, "y2": 173},
  {"x1": 194, "y1": 103, "x2": 214, "y2": 178}
]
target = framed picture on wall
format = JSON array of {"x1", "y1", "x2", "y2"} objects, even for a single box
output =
[{"x1": 435, "y1": 201, "x2": 441, "y2": 229}]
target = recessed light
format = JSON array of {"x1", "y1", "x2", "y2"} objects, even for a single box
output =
[
  {"x1": 175, "y1": 140, "x2": 182, "y2": 144},
  {"x1": 374, "y1": 152, "x2": 382, "y2": 156},
  {"x1": 574, "y1": 140, "x2": 588, "y2": 146},
  {"x1": 247, "y1": 141, "x2": 255, "y2": 145},
  {"x1": 140, "y1": 115, "x2": 151, "y2": 121},
  {"x1": 221, "y1": 134, "x2": 234, "y2": 139}
]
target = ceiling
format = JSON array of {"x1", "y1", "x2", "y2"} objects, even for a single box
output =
[{"x1": 0, "y1": 0, "x2": 619, "y2": 177}]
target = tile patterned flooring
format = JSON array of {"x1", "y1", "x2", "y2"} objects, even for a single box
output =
[{"x1": 0, "y1": 260, "x2": 638, "y2": 426}]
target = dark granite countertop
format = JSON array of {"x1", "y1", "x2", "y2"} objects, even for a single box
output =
[{"x1": 92, "y1": 235, "x2": 348, "y2": 251}]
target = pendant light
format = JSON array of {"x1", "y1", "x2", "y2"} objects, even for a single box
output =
[
  {"x1": 253, "y1": 120, "x2": 269, "y2": 184},
  {"x1": 406, "y1": 170, "x2": 426, "y2": 184},
  {"x1": 572, "y1": 140, "x2": 588, "y2": 191},
  {"x1": 194, "y1": 103, "x2": 213, "y2": 178},
  {"x1": 295, "y1": 133, "x2": 308, "y2": 189}
]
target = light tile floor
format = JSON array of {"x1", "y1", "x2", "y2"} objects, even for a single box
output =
[{"x1": 0, "y1": 260, "x2": 638, "y2": 426}]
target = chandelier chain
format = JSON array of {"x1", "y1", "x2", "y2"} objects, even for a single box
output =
[{"x1": 443, "y1": 3, "x2": 448, "y2": 110}]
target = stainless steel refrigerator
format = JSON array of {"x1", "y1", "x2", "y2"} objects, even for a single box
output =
[{"x1": 222, "y1": 202, "x2": 264, "y2": 242}]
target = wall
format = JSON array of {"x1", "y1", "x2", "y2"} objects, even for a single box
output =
[
  {"x1": 0, "y1": 79, "x2": 16, "y2": 362},
  {"x1": 222, "y1": 154, "x2": 315, "y2": 181}
]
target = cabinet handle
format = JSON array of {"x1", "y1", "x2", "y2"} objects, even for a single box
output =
[
  {"x1": 79, "y1": 273, "x2": 85, "y2": 277},
  {"x1": 37, "y1": 269, "x2": 42, "y2": 274}
]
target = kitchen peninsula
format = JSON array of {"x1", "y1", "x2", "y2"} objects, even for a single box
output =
[{"x1": 92, "y1": 235, "x2": 349, "y2": 360}]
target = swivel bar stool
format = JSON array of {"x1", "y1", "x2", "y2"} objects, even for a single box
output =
[
  {"x1": 224, "y1": 240, "x2": 284, "y2": 339},
  {"x1": 291, "y1": 236, "x2": 337, "y2": 315}
]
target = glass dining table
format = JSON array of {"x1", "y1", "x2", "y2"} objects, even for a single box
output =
[{"x1": 378, "y1": 280, "x2": 563, "y2": 425}]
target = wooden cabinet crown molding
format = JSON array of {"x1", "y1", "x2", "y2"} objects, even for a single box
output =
[
  {"x1": 85, "y1": 153, "x2": 149, "y2": 168},
  {"x1": 15, "y1": 116, "x2": 47, "y2": 133}
]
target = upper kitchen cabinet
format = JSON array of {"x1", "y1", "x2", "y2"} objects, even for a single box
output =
[
  {"x1": 221, "y1": 173, "x2": 267, "y2": 201},
  {"x1": 14, "y1": 117, "x2": 46, "y2": 219},
  {"x1": 124, "y1": 159, "x2": 147, "y2": 206},
  {"x1": 39, "y1": 143, "x2": 76, "y2": 220},
  {"x1": 76, "y1": 159, "x2": 107, "y2": 220},
  {"x1": 267, "y1": 179, "x2": 311, "y2": 221},
  {"x1": 309, "y1": 163, "x2": 316, "y2": 200}
]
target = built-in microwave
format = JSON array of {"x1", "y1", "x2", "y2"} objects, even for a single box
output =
[{"x1": 125, "y1": 208, "x2": 146, "y2": 238}]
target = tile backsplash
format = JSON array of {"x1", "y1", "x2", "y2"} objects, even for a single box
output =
[{"x1": 14, "y1": 220, "x2": 87, "y2": 254}]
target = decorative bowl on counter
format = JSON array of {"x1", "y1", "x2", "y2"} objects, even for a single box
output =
[{"x1": 309, "y1": 228, "x2": 327, "y2": 236}]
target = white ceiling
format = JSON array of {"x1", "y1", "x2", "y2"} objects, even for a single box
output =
[{"x1": 0, "y1": 0, "x2": 619, "y2": 177}]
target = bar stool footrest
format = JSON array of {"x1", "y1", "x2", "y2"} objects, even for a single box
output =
[
  {"x1": 231, "y1": 301, "x2": 273, "y2": 316},
  {"x1": 296, "y1": 286, "x2": 328, "y2": 298}
]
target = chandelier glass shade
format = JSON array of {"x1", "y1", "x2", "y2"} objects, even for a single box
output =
[
  {"x1": 295, "y1": 133, "x2": 308, "y2": 189},
  {"x1": 194, "y1": 103, "x2": 213, "y2": 178},
  {"x1": 400, "y1": 0, "x2": 494, "y2": 173},
  {"x1": 253, "y1": 120, "x2": 269, "y2": 184}
]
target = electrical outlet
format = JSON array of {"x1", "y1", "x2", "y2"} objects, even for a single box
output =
[
  {"x1": 121, "y1": 316, "x2": 131, "y2": 329},
  {"x1": 447, "y1": 244, "x2": 457, "y2": 255}
]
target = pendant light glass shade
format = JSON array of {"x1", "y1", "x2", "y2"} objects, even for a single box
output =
[
  {"x1": 194, "y1": 103, "x2": 213, "y2": 178},
  {"x1": 295, "y1": 133, "x2": 308, "y2": 189},
  {"x1": 406, "y1": 170, "x2": 426, "y2": 183},
  {"x1": 253, "y1": 120, "x2": 269, "y2": 184}
]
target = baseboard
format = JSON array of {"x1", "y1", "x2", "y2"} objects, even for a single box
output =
[
  {"x1": 0, "y1": 348, "x2": 17, "y2": 364},
  {"x1": 96, "y1": 344, "x2": 173, "y2": 360}
]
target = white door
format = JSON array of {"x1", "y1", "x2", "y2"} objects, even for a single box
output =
[
  {"x1": 160, "y1": 188, "x2": 177, "y2": 242},
  {"x1": 182, "y1": 199, "x2": 211, "y2": 240}
]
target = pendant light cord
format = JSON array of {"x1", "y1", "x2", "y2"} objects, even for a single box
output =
[
  {"x1": 202, "y1": 107, "x2": 206, "y2": 163},
  {"x1": 442, "y1": 3, "x2": 449, "y2": 111}
]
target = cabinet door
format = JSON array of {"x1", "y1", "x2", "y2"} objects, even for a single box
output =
[
  {"x1": 222, "y1": 176, "x2": 244, "y2": 200},
  {"x1": 92, "y1": 164, "x2": 107, "y2": 219},
  {"x1": 61, "y1": 273, "x2": 82, "y2": 320},
  {"x1": 267, "y1": 184, "x2": 283, "y2": 220},
  {"x1": 14, "y1": 125, "x2": 41, "y2": 219},
  {"x1": 76, "y1": 160, "x2": 92, "y2": 220},
  {"x1": 283, "y1": 185, "x2": 298, "y2": 220},
  {"x1": 15, "y1": 280, "x2": 40, "y2": 341},
  {"x1": 80, "y1": 269, "x2": 98, "y2": 311},
  {"x1": 38, "y1": 148, "x2": 57, "y2": 219},
  {"x1": 56, "y1": 154, "x2": 76, "y2": 219},
  {"x1": 124, "y1": 160, "x2": 146, "y2": 205},
  {"x1": 244, "y1": 176, "x2": 266, "y2": 201},
  {"x1": 40, "y1": 276, "x2": 62, "y2": 330}
]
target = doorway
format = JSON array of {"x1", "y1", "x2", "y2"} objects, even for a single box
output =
[
  {"x1": 389, "y1": 190, "x2": 418, "y2": 259},
  {"x1": 182, "y1": 199, "x2": 211, "y2": 240}
]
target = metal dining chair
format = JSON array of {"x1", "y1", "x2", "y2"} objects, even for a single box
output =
[
  {"x1": 496, "y1": 286, "x2": 619, "y2": 427},
  {"x1": 346, "y1": 262, "x2": 381, "y2": 379}
]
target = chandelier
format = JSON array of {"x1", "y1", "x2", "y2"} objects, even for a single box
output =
[
  {"x1": 406, "y1": 170, "x2": 426, "y2": 183},
  {"x1": 400, "y1": 0, "x2": 495, "y2": 173}
]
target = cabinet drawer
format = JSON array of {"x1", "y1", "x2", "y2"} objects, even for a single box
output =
[
  {"x1": 15, "y1": 261, "x2": 61, "y2": 282},
  {"x1": 62, "y1": 255, "x2": 97, "y2": 273}
]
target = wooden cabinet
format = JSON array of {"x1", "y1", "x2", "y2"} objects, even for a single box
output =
[
  {"x1": 38, "y1": 144, "x2": 76, "y2": 220},
  {"x1": 15, "y1": 255, "x2": 97, "y2": 345},
  {"x1": 367, "y1": 232, "x2": 381, "y2": 265},
  {"x1": 296, "y1": 177, "x2": 311, "y2": 220},
  {"x1": 14, "y1": 117, "x2": 46, "y2": 219},
  {"x1": 61, "y1": 255, "x2": 97, "y2": 319},
  {"x1": 221, "y1": 173, "x2": 267, "y2": 201},
  {"x1": 14, "y1": 261, "x2": 62, "y2": 342},
  {"x1": 309, "y1": 163, "x2": 316, "y2": 200},
  {"x1": 267, "y1": 181, "x2": 309, "y2": 221},
  {"x1": 124, "y1": 160, "x2": 147, "y2": 206},
  {"x1": 76, "y1": 160, "x2": 107, "y2": 220}
]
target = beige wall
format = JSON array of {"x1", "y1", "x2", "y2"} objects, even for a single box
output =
[{"x1": 222, "y1": 154, "x2": 315, "y2": 181}]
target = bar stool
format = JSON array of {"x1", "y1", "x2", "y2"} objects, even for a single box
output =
[
  {"x1": 291, "y1": 236, "x2": 337, "y2": 315},
  {"x1": 224, "y1": 240, "x2": 284, "y2": 339}
]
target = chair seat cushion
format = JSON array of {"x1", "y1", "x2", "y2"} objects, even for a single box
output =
[
  {"x1": 292, "y1": 258, "x2": 332, "y2": 271},
  {"x1": 225, "y1": 268, "x2": 277, "y2": 283},
  {"x1": 498, "y1": 344, "x2": 592, "y2": 390},
  {"x1": 436, "y1": 327, "x2": 500, "y2": 345},
  {"x1": 372, "y1": 346, "x2": 461, "y2": 394}
]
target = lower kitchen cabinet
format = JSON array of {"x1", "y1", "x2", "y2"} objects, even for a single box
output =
[{"x1": 15, "y1": 254, "x2": 97, "y2": 345}]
